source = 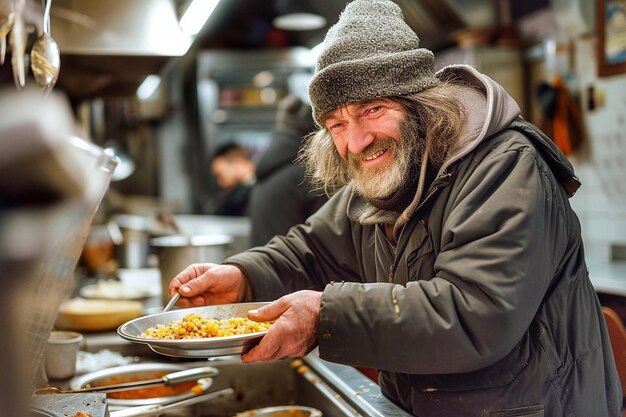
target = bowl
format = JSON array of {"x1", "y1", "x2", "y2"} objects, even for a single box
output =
[{"x1": 55, "y1": 298, "x2": 143, "y2": 331}]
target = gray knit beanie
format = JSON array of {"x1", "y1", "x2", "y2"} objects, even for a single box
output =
[{"x1": 308, "y1": 0, "x2": 438, "y2": 126}]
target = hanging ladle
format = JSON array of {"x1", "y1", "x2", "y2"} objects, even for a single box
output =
[{"x1": 30, "y1": 0, "x2": 60, "y2": 94}]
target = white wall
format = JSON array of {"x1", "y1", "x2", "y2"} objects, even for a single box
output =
[{"x1": 569, "y1": 38, "x2": 626, "y2": 263}]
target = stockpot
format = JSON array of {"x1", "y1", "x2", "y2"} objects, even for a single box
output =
[{"x1": 150, "y1": 234, "x2": 233, "y2": 306}]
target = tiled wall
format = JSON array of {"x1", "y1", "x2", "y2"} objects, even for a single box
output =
[
  {"x1": 568, "y1": 38, "x2": 626, "y2": 263},
  {"x1": 569, "y1": 160, "x2": 626, "y2": 262}
]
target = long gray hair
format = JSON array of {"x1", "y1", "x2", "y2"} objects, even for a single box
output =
[{"x1": 298, "y1": 80, "x2": 469, "y2": 197}]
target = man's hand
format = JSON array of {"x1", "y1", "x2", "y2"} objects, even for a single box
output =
[
  {"x1": 168, "y1": 263, "x2": 252, "y2": 308},
  {"x1": 241, "y1": 290, "x2": 322, "y2": 363}
]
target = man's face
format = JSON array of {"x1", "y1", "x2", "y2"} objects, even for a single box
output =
[
  {"x1": 324, "y1": 99, "x2": 415, "y2": 199},
  {"x1": 211, "y1": 158, "x2": 240, "y2": 189}
]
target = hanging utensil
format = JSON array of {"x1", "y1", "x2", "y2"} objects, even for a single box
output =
[
  {"x1": 9, "y1": 0, "x2": 26, "y2": 88},
  {"x1": 30, "y1": 0, "x2": 60, "y2": 94},
  {"x1": 0, "y1": 11, "x2": 13, "y2": 65}
]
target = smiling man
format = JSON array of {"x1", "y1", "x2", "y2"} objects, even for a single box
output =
[{"x1": 168, "y1": 1, "x2": 621, "y2": 416}]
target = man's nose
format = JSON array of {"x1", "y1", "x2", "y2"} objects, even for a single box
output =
[{"x1": 346, "y1": 123, "x2": 375, "y2": 155}]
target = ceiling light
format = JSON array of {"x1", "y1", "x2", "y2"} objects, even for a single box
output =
[
  {"x1": 253, "y1": 71, "x2": 274, "y2": 88},
  {"x1": 179, "y1": 0, "x2": 221, "y2": 36},
  {"x1": 273, "y1": 13, "x2": 326, "y2": 31}
]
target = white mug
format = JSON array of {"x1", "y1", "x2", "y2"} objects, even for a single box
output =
[{"x1": 44, "y1": 331, "x2": 83, "y2": 380}]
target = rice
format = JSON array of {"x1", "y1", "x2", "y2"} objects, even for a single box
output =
[{"x1": 139, "y1": 313, "x2": 271, "y2": 340}]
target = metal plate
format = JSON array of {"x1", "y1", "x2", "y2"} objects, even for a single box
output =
[{"x1": 117, "y1": 302, "x2": 271, "y2": 358}]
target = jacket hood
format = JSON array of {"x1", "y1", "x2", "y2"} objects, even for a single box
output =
[
  {"x1": 347, "y1": 64, "x2": 522, "y2": 226},
  {"x1": 437, "y1": 65, "x2": 521, "y2": 170},
  {"x1": 255, "y1": 128, "x2": 303, "y2": 181}
]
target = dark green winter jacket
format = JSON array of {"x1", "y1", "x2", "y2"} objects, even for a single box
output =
[{"x1": 226, "y1": 66, "x2": 621, "y2": 417}]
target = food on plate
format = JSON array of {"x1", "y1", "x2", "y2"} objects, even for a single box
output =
[{"x1": 139, "y1": 313, "x2": 271, "y2": 340}]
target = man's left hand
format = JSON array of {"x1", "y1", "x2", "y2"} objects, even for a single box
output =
[{"x1": 241, "y1": 290, "x2": 322, "y2": 362}]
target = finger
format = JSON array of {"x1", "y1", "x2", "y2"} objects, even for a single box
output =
[
  {"x1": 175, "y1": 293, "x2": 211, "y2": 309},
  {"x1": 169, "y1": 264, "x2": 206, "y2": 294},
  {"x1": 241, "y1": 328, "x2": 282, "y2": 363},
  {"x1": 178, "y1": 267, "x2": 219, "y2": 297},
  {"x1": 247, "y1": 298, "x2": 289, "y2": 322}
]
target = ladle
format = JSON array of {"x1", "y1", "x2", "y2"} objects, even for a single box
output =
[
  {"x1": 162, "y1": 292, "x2": 181, "y2": 313},
  {"x1": 32, "y1": 366, "x2": 219, "y2": 395},
  {"x1": 30, "y1": 0, "x2": 60, "y2": 94}
]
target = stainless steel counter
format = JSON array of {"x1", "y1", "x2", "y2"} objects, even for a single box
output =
[{"x1": 75, "y1": 332, "x2": 412, "y2": 417}]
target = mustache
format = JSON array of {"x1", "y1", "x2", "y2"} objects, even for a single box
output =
[{"x1": 347, "y1": 137, "x2": 397, "y2": 168}]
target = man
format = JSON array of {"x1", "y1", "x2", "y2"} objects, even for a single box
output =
[
  {"x1": 248, "y1": 95, "x2": 327, "y2": 247},
  {"x1": 209, "y1": 142, "x2": 256, "y2": 216},
  {"x1": 170, "y1": 1, "x2": 621, "y2": 415}
]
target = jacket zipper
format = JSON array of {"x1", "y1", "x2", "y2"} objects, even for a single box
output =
[
  {"x1": 388, "y1": 223, "x2": 400, "y2": 282},
  {"x1": 387, "y1": 172, "x2": 451, "y2": 284}
]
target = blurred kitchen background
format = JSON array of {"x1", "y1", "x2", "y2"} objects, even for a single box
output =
[
  {"x1": 5, "y1": 0, "x2": 623, "y2": 253},
  {"x1": 1, "y1": 0, "x2": 626, "y2": 415},
  {"x1": 3, "y1": 0, "x2": 624, "y2": 260}
]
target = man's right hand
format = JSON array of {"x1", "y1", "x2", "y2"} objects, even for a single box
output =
[{"x1": 168, "y1": 263, "x2": 252, "y2": 308}]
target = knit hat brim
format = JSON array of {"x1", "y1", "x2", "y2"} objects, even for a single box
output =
[{"x1": 309, "y1": 48, "x2": 438, "y2": 126}]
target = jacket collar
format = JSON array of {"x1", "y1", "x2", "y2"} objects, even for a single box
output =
[{"x1": 346, "y1": 64, "x2": 521, "y2": 228}]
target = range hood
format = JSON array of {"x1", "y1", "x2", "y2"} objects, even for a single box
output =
[
  {"x1": 42, "y1": 0, "x2": 529, "y2": 101},
  {"x1": 51, "y1": 0, "x2": 194, "y2": 100}
]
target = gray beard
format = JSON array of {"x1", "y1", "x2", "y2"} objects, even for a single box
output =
[{"x1": 346, "y1": 119, "x2": 421, "y2": 200}]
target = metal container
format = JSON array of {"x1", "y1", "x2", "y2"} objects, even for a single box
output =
[
  {"x1": 111, "y1": 215, "x2": 152, "y2": 269},
  {"x1": 150, "y1": 234, "x2": 233, "y2": 306},
  {"x1": 236, "y1": 405, "x2": 323, "y2": 417},
  {"x1": 70, "y1": 363, "x2": 201, "y2": 409}
]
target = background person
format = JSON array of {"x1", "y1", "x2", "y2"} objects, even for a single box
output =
[
  {"x1": 248, "y1": 95, "x2": 328, "y2": 247},
  {"x1": 170, "y1": 1, "x2": 621, "y2": 416},
  {"x1": 209, "y1": 142, "x2": 256, "y2": 216}
]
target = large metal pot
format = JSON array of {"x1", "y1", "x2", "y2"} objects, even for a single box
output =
[{"x1": 150, "y1": 234, "x2": 233, "y2": 306}]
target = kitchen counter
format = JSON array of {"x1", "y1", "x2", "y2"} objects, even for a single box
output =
[
  {"x1": 79, "y1": 331, "x2": 412, "y2": 417},
  {"x1": 587, "y1": 260, "x2": 626, "y2": 297}
]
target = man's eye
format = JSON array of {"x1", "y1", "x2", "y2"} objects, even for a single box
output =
[
  {"x1": 366, "y1": 105, "x2": 384, "y2": 115},
  {"x1": 328, "y1": 122, "x2": 344, "y2": 131}
]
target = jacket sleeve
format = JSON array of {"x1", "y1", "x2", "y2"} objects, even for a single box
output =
[
  {"x1": 225, "y1": 186, "x2": 364, "y2": 301},
  {"x1": 319, "y1": 139, "x2": 571, "y2": 374}
]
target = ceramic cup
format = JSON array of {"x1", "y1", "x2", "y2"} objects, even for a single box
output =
[{"x1": 44, "y1": 330, "x2": 83, "y2": 380}]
